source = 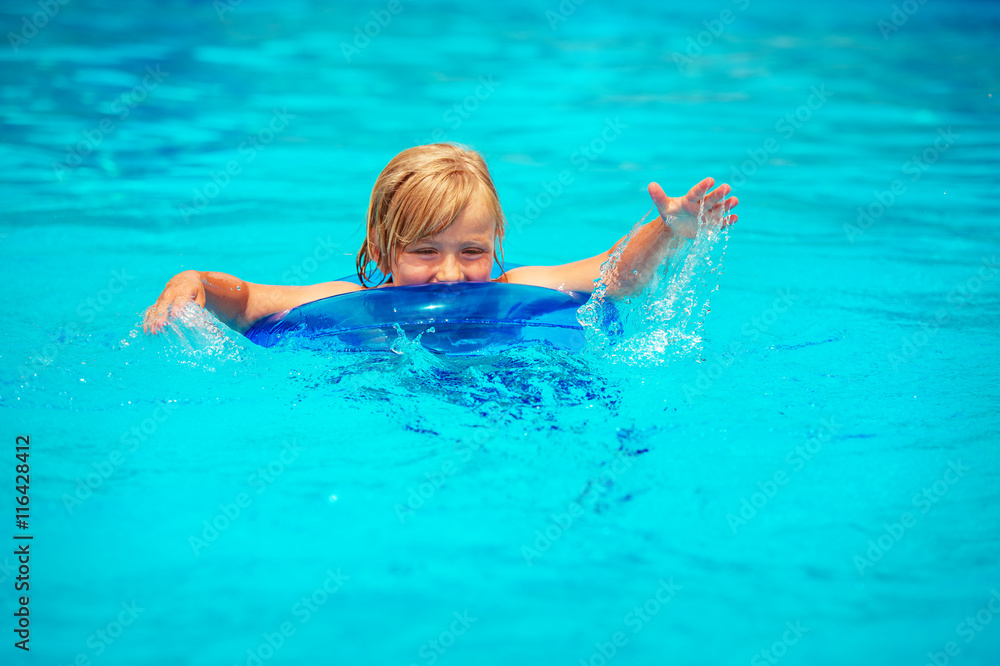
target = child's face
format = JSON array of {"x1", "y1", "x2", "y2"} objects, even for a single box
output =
[{"x1": 388, "y1": 197, "x2": 496, "y2": 286}]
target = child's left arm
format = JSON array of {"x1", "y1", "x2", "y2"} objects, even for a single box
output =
[{"x1": 503, "y1": 178, "x2": 737, "y2": 296}]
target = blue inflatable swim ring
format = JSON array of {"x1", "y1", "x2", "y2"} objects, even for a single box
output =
[{"x1": 244, "y1": 266, "x2": 591, "y2": 355}]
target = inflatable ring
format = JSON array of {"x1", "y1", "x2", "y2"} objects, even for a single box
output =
[{"x1": 244, "y1": 271, "x2": 591, "y2": 355}]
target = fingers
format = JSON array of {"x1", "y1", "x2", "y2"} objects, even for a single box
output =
[
  {"x1": 143, "y1": 303, "x2": 166, "y2": 335},
  {"x1": 661, "y1": 178, "x2": 736, "y2": 201},
  {"x1": 648, "y1": 181, "x2": 669, "y2": 205},
  {"x1": 690, "y1": 177, "x2": 714, "y2": 198},
  {"x1": 701, "y1": 193, "x2": 739, "y2": 227},
  {"x1": 647, "y1": 182, "x2": 671, "y2": 218},
  {"x1": 705, "y1": 184, "x2": 738, "y2": 216},
  {"x1": 654, "y1": 179, "x2": 734, "y2": 205},
  {"x1": 706, "y1": 193, "x2": 738, "y2": 213},
  {"x1": 143, "y1": 294, "x2": 189, "y2": 335},
  {"x1": 144, "y1": 305, "x2": 167, "y2": 335},
  {"x1": 651, "y1": 178, "x2": 739, "y2": 231},
  {"x1": 143, "y1": 271, "x2": 206, "y2": 335},
  {"x1": 705, "y1": 184, "x2": 730, "y2": 206}
]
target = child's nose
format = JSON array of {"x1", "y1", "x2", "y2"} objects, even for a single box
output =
[{"x1": 436, "y1": 255, "x2": 463, "y2": 283}]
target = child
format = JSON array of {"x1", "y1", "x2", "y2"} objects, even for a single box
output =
[{"x1": 143, "y1": 143, "x2": 737, "y2": 334}]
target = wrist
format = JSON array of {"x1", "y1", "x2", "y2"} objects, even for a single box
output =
[{"x1": 657, "y1": 215, "x2": 677, "y2": 237}]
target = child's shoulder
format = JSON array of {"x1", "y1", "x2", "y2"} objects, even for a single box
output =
[{"x1": 497, "y1": 257, "x2": 604, "y2": 295}]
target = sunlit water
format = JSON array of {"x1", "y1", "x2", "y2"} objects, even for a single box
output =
[{"x1": 2, "y1": 0, "x2": 999, "y2": 664}]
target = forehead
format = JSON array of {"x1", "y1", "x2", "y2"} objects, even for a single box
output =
[{"x1": 424, "y1": 197, "x2": 497, "y2": 242}]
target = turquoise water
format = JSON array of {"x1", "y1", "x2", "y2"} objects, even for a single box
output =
[{"x1": 3, "y1": 0, "x2": 1000, "y2": 664}]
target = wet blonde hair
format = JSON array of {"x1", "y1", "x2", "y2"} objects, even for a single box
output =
[{"x1": 355, "y1": 143, "x2": 506, "y2": 286}]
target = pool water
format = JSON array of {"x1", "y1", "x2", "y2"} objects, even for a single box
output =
[{"x1": 2, "y1": 0, "x2": 999, "y2": 664}]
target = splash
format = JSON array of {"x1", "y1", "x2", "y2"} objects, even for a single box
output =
[
  {"x1": 578, "y1": 201, "x2": 729, "y2": 366},
  {"x1": 388, "y1": 324, "x2": 446, "y2": 372},
  {"x1": 121, "y1": 301, "x2": 253, "y2": 368}
]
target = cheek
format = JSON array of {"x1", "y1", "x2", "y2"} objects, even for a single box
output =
[
  {"x1": 470, "y1": 255, "x2": 494, "y2": 279},
  {"x1": 391, "y1": 256, "x2": 431, "y2": 284}
]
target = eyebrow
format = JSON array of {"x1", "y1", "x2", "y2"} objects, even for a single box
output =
[{"x1": 411, "y1": 238, "x2": 493, "y2": 246}]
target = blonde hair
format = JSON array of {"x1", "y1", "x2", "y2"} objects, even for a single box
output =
[{"x1": 355, "y1": 143, "x2": 506, "y2": 286}]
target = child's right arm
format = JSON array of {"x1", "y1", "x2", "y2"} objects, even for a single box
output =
[
  {"x1": 142, "y1": 270, "x2": 362, "y2": 334},
  {"x1": 504, "y1": 178, "x2": 737, "y2": 297}
]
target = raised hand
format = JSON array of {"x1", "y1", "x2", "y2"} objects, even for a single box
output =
[{"x1": 648, "y1": 178, "x2": 739, "y2": 239}]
